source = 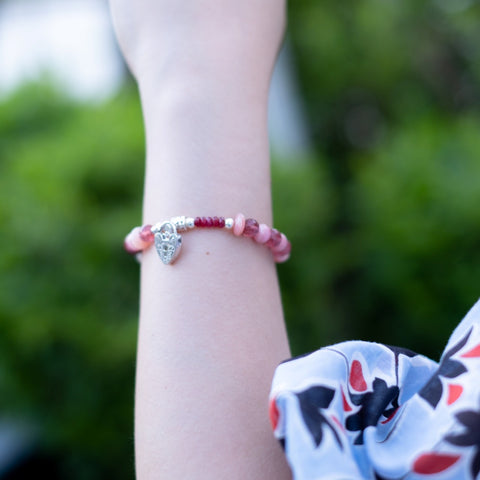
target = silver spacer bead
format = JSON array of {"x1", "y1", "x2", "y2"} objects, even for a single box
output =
[
  {"x1": 171, "y1": 216, "x2": 187, "y2": 231},
  {"x1": 186, "y1": 217, "x2": 195, "y2": 229},
  {"x1": 225, "y1": 217, "x2": 234, "y2": 229}
]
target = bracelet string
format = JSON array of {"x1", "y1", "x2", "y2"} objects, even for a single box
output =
[{"x1": 124, "y1": 213, "x2": 291, "y2": 265}]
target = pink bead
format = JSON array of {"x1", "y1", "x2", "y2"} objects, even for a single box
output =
[
  {"x1": 254, "y1": 224, "x2": 271, "y2": 244},
  {"x1": 272, "y1": 233, "x2": 288, "y2": 253},
  {"x1": 124, "y1": 227, "x2": 150, "y2": 253},
  {"x1": 279, "y1": 241, "x2": 291, "y2": 256},
  {"x1": 273, "y1": 240, "x2": 291, "y2": 262},
  {"x1": 266, "y1": 229, "x2": 282, "y2": 249},
  {"x1": 274, "y1": 241, "x2": 291, "y2": 261},
  {"x1": 124, "y1": 239, "x2": 139, "y2": 254},
  {"x1": 274, "y1": 252, "x2": 291, "y2": 263},
  {"x1": 139, "y1": 224, "x2": 154, "y2": 243},
  {"x1": 243, "y1": 218, "x2": 259, "y2": 237},
  {"x1": 233, "y1": 213, "x2": 246, "y2": 236}
]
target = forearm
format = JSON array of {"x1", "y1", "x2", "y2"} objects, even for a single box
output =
[
  {"x1": 137, "y1": 78, "x2": 291, "y2": 480},
  {"x1": 114, "y1": 2, "x2": 292, "y2": 478},
  {"x1": 141, "y1": 78, "x2": 272, "y2": 219}
]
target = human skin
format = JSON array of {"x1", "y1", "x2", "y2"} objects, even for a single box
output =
[{"x1": 109, "y1": 1, "x2": 292, "y2": 478}]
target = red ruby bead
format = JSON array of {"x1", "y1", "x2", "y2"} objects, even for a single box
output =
[
  {"x1": 218, "y1": 217, "x2": 225, "y2": 228},
  {"x1": 213, "y1": 216, "x2": 219, "y2": 227},
  {"x1": 205, "y1": 217, "x2": 213, "y2": 227},
  {"x1": 194, "y1": 217, "x2": 203, "y2": 227},
  {"x1": 266, "y1": 229, "x2": 282, "y2": 248},
  {"x1": 243, "y1": 218, "x2": 259, "y2": 237}
]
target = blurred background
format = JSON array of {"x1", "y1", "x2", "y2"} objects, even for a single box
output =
[{"x1": 1, "y1": 0, "x2": 480, "y2": 478}]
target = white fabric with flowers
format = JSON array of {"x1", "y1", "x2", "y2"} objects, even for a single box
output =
[{"x1": 270, "y1": 300, "x2": 480, "y2": 479}]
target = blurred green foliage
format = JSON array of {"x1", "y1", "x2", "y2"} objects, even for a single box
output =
[
  {"x1": 1, "y1": 0, "x2": 480, "y2": 478},
  {"x1": 282, "y1": 0, "x2": 480, "y2": 357},
  {"x1": 0, "y1": 84, "x2": 144, "y2": 479}
]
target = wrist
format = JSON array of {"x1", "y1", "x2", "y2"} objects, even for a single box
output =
[
  {"x1": 138, "y1": 77, "x2": 272, "y2": 222},
  {"x1": 136, "y1": 53, "x2": 273, "y2": 111},
  {"x1": 129, "y1": 2, "x2": 284, "y2": 83}
]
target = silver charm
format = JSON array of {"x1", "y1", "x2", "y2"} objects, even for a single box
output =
[{"x1": 152, "y1": 221, "x2": 182, "y2": 264}]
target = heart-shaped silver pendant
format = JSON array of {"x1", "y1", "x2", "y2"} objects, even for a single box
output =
[{"x1": 152, "y1": 221, "x2": 182, "y2": 264}]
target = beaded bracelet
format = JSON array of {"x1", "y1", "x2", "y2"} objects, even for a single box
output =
[{"x1": 124, "y1": 214, "x2": 291, "y2": 265}]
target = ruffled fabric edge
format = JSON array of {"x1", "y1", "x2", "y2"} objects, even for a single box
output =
[{"x1": 269, "y1": 299, "x2": 480, "y2": 480}]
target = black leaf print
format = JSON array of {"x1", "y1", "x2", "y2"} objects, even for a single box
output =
[
  {"x1": 445, "y1": 408, "x2": 480, "y2": 479},
  {"x1": 295, "y1": 386, "x2": 342, "y2": 449},
  {"x1": 374, "y1": 472, "x2": 406, "y2": 480},
  {"x1": 385, "y1": 345, "x2": 419, "y2": 359},
  {"x1": 473, "y1": 454, "x2": 480, "y2": 480},
  {"x1": 419, "y1": 328, "x2": 471, "y2": 409},
  {"x1": 346, "y1": 378, "x2": 400, "y2": 445},
  {"x1": 385, "y1": 345, "x2": 420, "y2": 386}
]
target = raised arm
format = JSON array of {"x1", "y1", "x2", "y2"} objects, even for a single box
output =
[{"x1": 110, "y1": 1, "x2": 292, "y2": 478}]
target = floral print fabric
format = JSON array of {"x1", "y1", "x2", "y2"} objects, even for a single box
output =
[{"x1": 269, "y1": 300, "x2": 480, "y2": 479}]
